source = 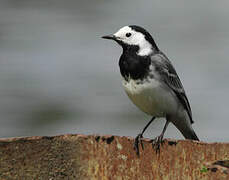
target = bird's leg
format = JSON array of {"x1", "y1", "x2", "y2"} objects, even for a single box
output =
[
  {"x1": 134, "y1": 117, "x2": 155, "y2": 156},
  {"x1": 152, "y1": 120, "x2": 169, "y2": 153}
]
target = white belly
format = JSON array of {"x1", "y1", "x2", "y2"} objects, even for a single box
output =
[{"x1": 122, "y1": 79, "x2": 178, "y2": 117}]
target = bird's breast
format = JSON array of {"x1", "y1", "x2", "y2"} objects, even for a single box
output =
[
  {"x1": 119, "y1": 52, "x2": 151, "y2": 80},
  {"x1": 122, "y1": 77, "x2": 178, "y2": 117}
]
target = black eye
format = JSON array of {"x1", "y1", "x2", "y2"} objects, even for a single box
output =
[{"x1": 126, "y1": 33, "x2": 131, "y2": 37}]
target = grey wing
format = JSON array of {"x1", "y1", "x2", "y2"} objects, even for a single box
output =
[{"x1": 152, "y1": 53, "x2": 194, "y2": 124}]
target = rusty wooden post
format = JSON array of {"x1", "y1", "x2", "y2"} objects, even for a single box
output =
[{"x1": 0, "y1": 134, "x2": 228, "y2": 179}]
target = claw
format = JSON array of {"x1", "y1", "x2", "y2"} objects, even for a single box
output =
[
  {"x1": 134, "y1": 133, "x2": 144, "y2": 156},
  {"x1": 151, "y1": 135, "x2": 164, "y2": 154}
]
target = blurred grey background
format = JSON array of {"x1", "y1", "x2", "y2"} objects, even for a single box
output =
[{"x1": 0, "y1": 0, "x2": 228, "y2": 142}]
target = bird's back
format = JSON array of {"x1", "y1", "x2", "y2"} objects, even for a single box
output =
[{"x1": 150, "y1": 52, "x2": 194, "y2": 124}]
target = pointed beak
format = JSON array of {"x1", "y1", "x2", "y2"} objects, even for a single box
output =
[{"x1": 101, "y1": 34, "x2": 117, "y2": 40}]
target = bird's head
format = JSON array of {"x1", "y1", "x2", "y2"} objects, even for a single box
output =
[{"x1": 102, "y1": 25, "x2": 159, "y2": 56}]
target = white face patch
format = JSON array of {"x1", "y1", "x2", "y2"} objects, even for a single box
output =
[{"x1": 113, "y1": 26, "x2": 153, "y2": 56}]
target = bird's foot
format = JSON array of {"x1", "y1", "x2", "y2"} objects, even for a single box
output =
[
  {"x1": 134, "y1": 133, "x2": 144, "y2": 156},
  {"x1": 151, "y1": 134, "x2": 164, "y2": 154}
]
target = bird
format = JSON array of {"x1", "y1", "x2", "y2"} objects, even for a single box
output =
[{"x1": 102, "y1": 25, "x2": 199, "y2": 155}]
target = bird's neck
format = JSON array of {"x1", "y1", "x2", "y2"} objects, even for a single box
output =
[
  {"x1": 119, "y1": 50, "x2": 151, "y2": 81},
  {"x1": 122, "y1": 44, "x2": 139, "y2": 53},
  {"x1": 137, "y1": 41, "x2": 154, "y2": 56},
  {"x1": 122, "y1": 44, "x2": 156, "y2": 57},
  {"x1": 138, "y1": 47, "x2": 153, "y2": 56}
]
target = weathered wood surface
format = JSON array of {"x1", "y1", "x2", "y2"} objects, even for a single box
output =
[{"x1": 0, "y1": 134, "x2": 228, "y2": 179}]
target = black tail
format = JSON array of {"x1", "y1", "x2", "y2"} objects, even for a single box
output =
[
  {"x1": 171, "y1": 120, "x2": 199, "y2": 141},
  {"x1": 168, "y1": 116, "x2": 200, "y2": 141},
  {"x1": 183, "y1": 129, "x2": 199, "y2": 141}
]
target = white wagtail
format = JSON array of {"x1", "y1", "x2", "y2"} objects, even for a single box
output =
[{"x1": 102, "y1": 25, "x2": 199, "y2": 155}]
